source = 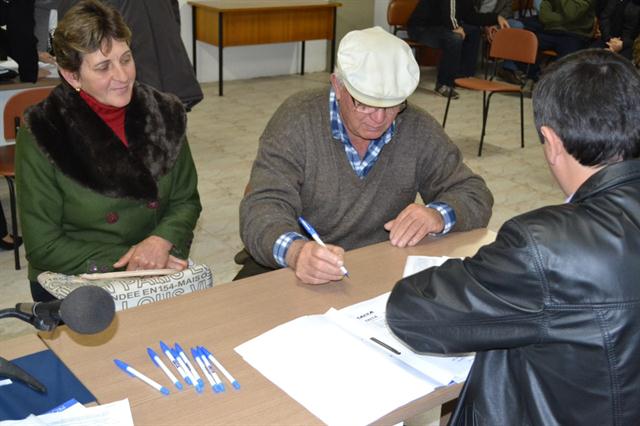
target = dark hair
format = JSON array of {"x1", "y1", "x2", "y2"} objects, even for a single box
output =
[
  {"x1": 532, "y1": 49, "x2": 640, "y2": 166},
  {"x1": 53, "y1": 0, "x2": 131, "y2": 73}
]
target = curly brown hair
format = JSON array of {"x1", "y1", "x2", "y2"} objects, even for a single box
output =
[{"x1": 53, "y1": 0, "x2": 131, "y2": 73}]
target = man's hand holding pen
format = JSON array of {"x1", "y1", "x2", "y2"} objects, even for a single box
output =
[{"x1": 286, "y1": 240, "x2": 346, "y2": 285}]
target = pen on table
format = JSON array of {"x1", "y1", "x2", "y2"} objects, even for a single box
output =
[
  {"x1": 199, "y1": 346, "x2": 225, "y2": 391},
  {"x1": 172, "y1": 346, "x2": 203, "y2": 393},
  {"x1": 370, "y1": 337, "x2": 401, "y2": 355},
  {"x1": 200, "y1": 346, "x2": 241, "y2": 390},
  {"x1": 197, "y1": 346, "x2": 225, "y2": 392},
  {"x1": 175, "y1": 343, "x2": 205, "y2": 391},
  {"x1": 191, "y1": 347, "x2": 223, "y2": 393},
  {"x1": 114, "y1": 359, "x2": 170, "y2": 395},
  {"x1": 297, "y1": 216, "x2": 350, "y2": 277},
  {"x1": 160, "y1": 340, "x2": 193, "y2": 386},
  {"x1": 147, "y1": 347, "x2": 183, "y2": 390}
]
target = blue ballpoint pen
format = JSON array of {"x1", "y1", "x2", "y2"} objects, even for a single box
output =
[
  {"x1": 159, "y1": 340, "x2": 193, "y2": 386},
  {"x1": 200, "y1": 346, "x2": 241, "y2": 390},
  {"x1": 175, "y1": 343, "x2": 205, "y2": 391},
  {"x1": 197, "y1": 346, "x2": 225, "y2": 392},
  {"x1": 114, "y1": 359, "x2": 170, "y2": 395},
  {"x1": 298, "y1": 216, "x2": 350, "y2": 277},
  {"x1": 191, "y1": 347, "x2": 223, "y2": 393},
  {"x1": 147, "y1": 347, "x2": 183, "y2": 390}
]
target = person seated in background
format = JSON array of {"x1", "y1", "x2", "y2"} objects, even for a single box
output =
[
  {"x1": 522, "y1": 0, "x2": 596, "y2": 78},
  {"x1": 34, "y1": 0, "x2": 59, "y2": 65},
  {"x1": 237, "y1": 27, "x2": 493, "y2": 284},
  {"x1": 407, "y1": 0, "x2": 510, "y2": 98},
  {"x1": 476, "y1": 0, "x2": 528, "y2": 84},
  {"x1": 591, "y1": 0, "x2": 640, "y2": 59},
  {"x1": 57, "y1": 0, "x2": 203, "y2": 111},
  {"x1": 16, "y1": 0, "x2": 201, "y2": 302},
  {"x1": 0, "y1": 203, "x2": 21, "y2": 250},
  {"x1": 0, "y1": 0, "x2": 46, "y2": 83},
  {"x1": 387, "y1": 49, "x2": 640, "y2": 425}
]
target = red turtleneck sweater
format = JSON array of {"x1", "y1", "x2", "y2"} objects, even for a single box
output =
[{"x1": 79, "y1": 90, "x2": 128, "y2": 146}]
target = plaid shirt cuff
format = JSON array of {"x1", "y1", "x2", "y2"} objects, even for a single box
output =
[
  {"x1": 273, "y1": 232, "x2": 308, "y2": 267},
  {"x1": 426, "y1": 202, "x2": 456, "y2": 235}
]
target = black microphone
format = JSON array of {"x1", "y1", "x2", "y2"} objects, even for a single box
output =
[{"x1": 13, "y1": 286, "x2": 116, "y2": 334}]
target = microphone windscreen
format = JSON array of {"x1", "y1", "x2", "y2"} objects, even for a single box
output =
[{"x1": 59, "y1": 286, "x2": 115, "y2": 334}]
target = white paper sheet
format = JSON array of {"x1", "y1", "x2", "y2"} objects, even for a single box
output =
[
  {"x1": 235, "y1": 291, "x2": 474, "y2": 425},
  {"x1": 335, "y1": 293, "x2": 474, "y2": 385},
  {"x1": 236, "y1": 314, "x2": 437, "y2": 426},
  {"x1": 402, "y1": 256, "x2": 451, "y2": 277},
  {"x1": 0, "y1": 399, "x2": 133, "y2": 426}
]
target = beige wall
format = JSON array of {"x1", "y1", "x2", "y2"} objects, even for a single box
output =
[
  {"x1": 178, "y1": 1, "x2": 376, "y2": 82},
  {"x1": 329, "y1": 0, "x2": 376, "y2": 71}
]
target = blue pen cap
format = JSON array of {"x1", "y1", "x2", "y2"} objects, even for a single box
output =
[
  {"x1": 232, "y1": 381, "x2": 241, "y2": 390},
  {"x1": 113, "y1": 359, "x2": 134, "y2": 377},
  {"x1": 199, "y1": 346, "x2": 211, "y2": 357},
  {"x1": 174, "y1": 342, "x2": 185, "y2": 354},
  {"x1": 159, "y1": 340, "x2": 171, "y2": 354},
  {"x1": 190, "y1": 347, "x2": 200, "y2": 360},
  {"x1": 160, "y1": 386, "x2": 170, "y2": 396},
  {"x1": 297, "y1": 216, "x2": 317, "y2": 237},
  {"x1": 147, "y1": 348, "x2": 160, "y2": 367}
]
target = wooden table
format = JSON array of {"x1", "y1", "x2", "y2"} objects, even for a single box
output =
[
  {"x1": 0, "y1": 334, "x2": 47, "y2": 393},
  {"x1": 188, "y1": 0, "x2": 341, "y2": 96},
  {"x1": 0, "y1": 334, "x2": 47, "y2": 361},
  {"x1": 42, "y1": 229, "x2": 495, "y2": 425},
  {"x1": 0, "y1": 78, "x2": 59, "y2": 92}
]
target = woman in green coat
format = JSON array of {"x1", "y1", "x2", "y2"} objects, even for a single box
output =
[{"x1": 16, "y1": 0, "x2": 202, "y2": 302}]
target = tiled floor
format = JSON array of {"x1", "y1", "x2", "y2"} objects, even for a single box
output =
[{"x1": 0, "y1": 68, "x2": 562, "y2": 342}]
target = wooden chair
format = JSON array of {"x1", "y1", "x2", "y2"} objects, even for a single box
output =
[
  {"x1": 387, "y1": 0, "x2": 419, "y2": 41},
  {"x1": 442, "y1": 28, "x2": 538, "y2": 156},
  {"x1": 1, "y1": 86, "x2": 54, "y2": 269},
  {"x1": 387, "y1": 0, "x2": 442, "y2": 66}
]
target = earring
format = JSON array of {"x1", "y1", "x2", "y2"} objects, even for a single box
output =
[{"x1": 75, "y1": 86, "x2": 81, "y2": 92}]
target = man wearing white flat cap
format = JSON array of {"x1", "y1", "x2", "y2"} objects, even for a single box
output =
[{"x1": 238, "y1": 27, "x2": 493, "y2": 284}]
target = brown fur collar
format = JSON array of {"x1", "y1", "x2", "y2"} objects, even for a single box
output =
[{"x1": 25, "y1": 81, "x2": 187, "y2": 201}]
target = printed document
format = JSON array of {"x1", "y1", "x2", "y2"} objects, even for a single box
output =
[{"x1": 235, "y1": 281, "x2": 473, "y2": 425}]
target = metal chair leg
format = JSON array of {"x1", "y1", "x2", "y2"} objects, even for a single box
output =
[
  {"x1": 478, "y1": 92, "x2": 495, "y2": 157},
  {"x1": 442, "y1": 89, "x2": 453, "y2": 128},
  {"x1": 520, "y1": 92, "x2": 525, "y2": 148},
  {"x1": 5, "y1": 176, "x2": 20, "y2": 270}
]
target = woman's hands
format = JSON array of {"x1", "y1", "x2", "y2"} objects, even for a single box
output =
[{"x1": 114, "y1": 235, "x2": 188, "y2": 271}]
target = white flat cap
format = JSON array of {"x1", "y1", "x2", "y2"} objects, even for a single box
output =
[{"x1": 336, "y1": 26, "x2": 420, "y2": 108}]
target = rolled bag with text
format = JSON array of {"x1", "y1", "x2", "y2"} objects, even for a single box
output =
[{"x1": 37, "y1": 264, "x2": 213, "y2": 311}]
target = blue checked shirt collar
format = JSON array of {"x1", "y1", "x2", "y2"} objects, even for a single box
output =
[{"x1": 329, "y1": 88, "x2": 395, "y2": 178}]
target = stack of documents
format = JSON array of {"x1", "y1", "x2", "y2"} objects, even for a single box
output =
[
  {"x1": 0, "y1": 398, "x2": 133, "y2": 426},
  {"x1": 236, "y1": 256, "x2": 472, "y2": 426}
]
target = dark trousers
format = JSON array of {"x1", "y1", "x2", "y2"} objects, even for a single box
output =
[
  {"x1": 30, "y1": 280, "x2": 57, "y2": 302},
  {"x1": 233, "y1": 249, "x2": 277, "y2": 280},
  {"x1": 0, "y1": 201, "x2": 6, "y2": 236},
  {"x1": 409, "y1": 24, "x2": 482, "y2": 86},
  {"x1": 521, "y1": 16, "x2": 591, "y2": 78}
]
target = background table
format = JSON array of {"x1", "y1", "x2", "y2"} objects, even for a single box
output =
[
  {"x1": 42, "y1": 229, "x2": 495, "y2": 425},
  {"x1": 189, "y1": 0, "x2": 341, "y2": 96}
]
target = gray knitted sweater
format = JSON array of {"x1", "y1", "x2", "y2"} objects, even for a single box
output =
[{"x1": 240, "y1": 88, "x2": 493, "y2": 268}]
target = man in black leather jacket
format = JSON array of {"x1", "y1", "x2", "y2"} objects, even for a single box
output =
[{"x1": 387, "y1": 49, "x2": 640, "y2": 425}]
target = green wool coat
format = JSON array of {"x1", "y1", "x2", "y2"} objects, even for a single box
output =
[{"x1": 16, "y1": 82, "x2": 202, "y2": 281}]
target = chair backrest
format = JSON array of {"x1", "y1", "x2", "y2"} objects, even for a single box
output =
[
  {"x1": 3, "y1": 86, "x2": 55, "y2": 140},
  {"x1": 489, "y1": 28, "x2": 538, "y2": 65},
  {"x1": 387, "y1": 0, "x2": 419, "y2": 33}
]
